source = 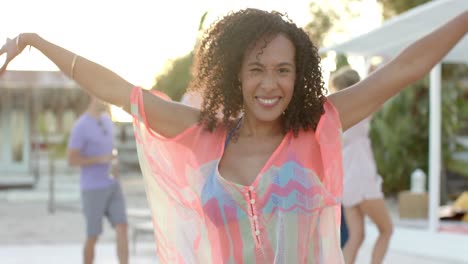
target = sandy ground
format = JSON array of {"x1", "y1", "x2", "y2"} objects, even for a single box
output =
[
  {"x1": 1, "y1": 164, "x2": 467, "y2": 263},
  {"x1": 0, "y1": 170, "x2": 152, "y2": 246}
]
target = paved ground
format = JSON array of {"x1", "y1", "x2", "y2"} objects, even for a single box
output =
[
  {"x1": 1, "y1": 243, "x2": 159, "y2": 264},
  {"x1": 1, "y1": 162, "x2": 467, "y2": 263}
]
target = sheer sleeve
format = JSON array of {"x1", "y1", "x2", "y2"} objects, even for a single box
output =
[
  {"x1": 130, "y1": 87, "x2": 226, "y2": 261},
  {"x1": 314, "y1": 100, "x2": 344, "y2": 262},
  {"x1": 315, "y1": 99, "x2": 343, "y2": 205}
]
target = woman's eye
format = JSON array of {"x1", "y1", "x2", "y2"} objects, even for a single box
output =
[
  {"x1": 278, "y1": 68, "x2": 290, "y2": 73},
  {"x1": 250, "y1": 68, "x2": 262, "y2": 72}
]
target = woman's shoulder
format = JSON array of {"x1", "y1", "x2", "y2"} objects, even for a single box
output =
[
  {"x1": 160, "y1": 119, "x2": 228, "y2": 145},
  {"x1": 314, "y1": 99, "x2": 342, "y2": 139}
]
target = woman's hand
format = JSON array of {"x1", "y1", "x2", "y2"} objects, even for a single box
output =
[{"x1": 0, "y1": 34, "x2": 27, "y2": 73}]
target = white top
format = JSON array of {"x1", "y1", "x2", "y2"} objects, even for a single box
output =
[{"x1": 342, "y1": 117, "x2": 383, "y2": 207}]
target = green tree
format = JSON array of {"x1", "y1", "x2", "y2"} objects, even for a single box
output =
[
  {"x1": 370, "y1": 1, "x2": 468, "y2": 197},
  {"x1": 152, "y1": 12, "x2": 208, "y2": 100},
  {"x1": 370, "y1": 75, "x2": 464, "y2": 194},
  {"x1": 152, "y1": 54, "x2": 193, "y2": 101},
  {"x1": 335, "y1": 54, "x2": 350, "y2": 70},
  {"x1": 304, "y1": 2, "x2": 339, "y2": 47},
  {"x1": 154, "y1": 4, "x2": 354, "y2": 100},
  {"x1": 378, "y1": 0, "x2": 431, "y2": 19},
  {"x1": 305, "y1": 1, "x2": 358, "y2": 73},
  {"x1": 304, "y1": 1, "x2": 359, "y2": 48}
]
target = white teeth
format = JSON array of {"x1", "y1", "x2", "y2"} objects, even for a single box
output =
[{"x1": 257, "y1": 98, "x2": 279, "y2": 105}]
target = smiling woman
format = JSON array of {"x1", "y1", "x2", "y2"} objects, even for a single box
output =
[
  {"x1": 190, "y1": 10, "x2": 326, "y2": 136},
  {"x1": 239, "y1": 34, "x2": 296, "y2": 124},
  {"x1": 1, "y1": 4, "x2": 466, "y2": 264},
  {"x1": 129, "y1": 9, "x2": 343, "y2": 262}
]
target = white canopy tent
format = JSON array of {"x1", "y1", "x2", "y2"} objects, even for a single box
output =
[{"x1": 321, "y1": 0, "x2": 468, "y2": 233}]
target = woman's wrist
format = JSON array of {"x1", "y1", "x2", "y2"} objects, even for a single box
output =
[{"x1": 19, "y1": 33, "x2": 38, "y2": 48}]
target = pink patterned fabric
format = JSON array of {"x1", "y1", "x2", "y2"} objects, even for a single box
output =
[{"x1": 131, "y1": 87, "x2": 344, "y2": 263}]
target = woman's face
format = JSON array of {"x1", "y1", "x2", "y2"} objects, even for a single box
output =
[{"x1": 238, "y1": 33, "x2": 296, "y2": 123}]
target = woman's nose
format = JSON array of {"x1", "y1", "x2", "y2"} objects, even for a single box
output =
[{"x1": 260, "y1": 71, "x2": 277, "y2": 90}]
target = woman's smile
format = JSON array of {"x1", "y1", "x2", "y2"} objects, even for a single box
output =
[{"x1": 255, "y1": 96, "x2": 282, "y2": 107}]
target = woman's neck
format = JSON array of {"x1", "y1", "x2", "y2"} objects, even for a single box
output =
[{"x1": 239, "y1": 115, "x2": 283, "y2": 138}]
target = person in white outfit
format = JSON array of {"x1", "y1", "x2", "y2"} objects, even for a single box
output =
[{"x1": 330, "y1": 66, "x2": 393, "y2": 264}]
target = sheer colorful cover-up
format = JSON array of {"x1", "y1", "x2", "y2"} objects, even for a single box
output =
[{"x1": 131, "y1": 87, "x2": 344, "y2": 263}]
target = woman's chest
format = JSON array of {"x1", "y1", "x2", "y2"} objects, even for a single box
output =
[
  {"x1": 203, "y1": 159, "x2": 325, "y2": 226},
  {"x1": 200, "y1": 131, "x2": 326, "y2": 214},
  {"x1": 218, "y1": 136, "x2": 285, "y2": 186}
]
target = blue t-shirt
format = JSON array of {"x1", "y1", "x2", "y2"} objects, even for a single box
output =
[{"x1": 68, "y1": 113, "x2": 115, "y2": 190}]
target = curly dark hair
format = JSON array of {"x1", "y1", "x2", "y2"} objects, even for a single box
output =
[{"x1": 189, "y1": 8, "x2": 327, "y2": 136}]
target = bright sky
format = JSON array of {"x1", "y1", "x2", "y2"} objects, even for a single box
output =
[{"x1": 2, "y1": 0, "x2": 381, "y2": 121}]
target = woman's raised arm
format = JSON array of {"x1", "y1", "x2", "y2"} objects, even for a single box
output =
[
  {"x1": 0, "y1": 33, "x2": 199, "y2": 137},
  {"x1": 328, "y1": 11, "x2": 467, "y2": 131}
]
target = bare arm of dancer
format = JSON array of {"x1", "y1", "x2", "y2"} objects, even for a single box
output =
[
  {"x1": 0, "y1": 33, "x2": 199, "y2": 138},
  {"x1": 328, "y1": 11, "x2": 468, "y2": 131}
]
